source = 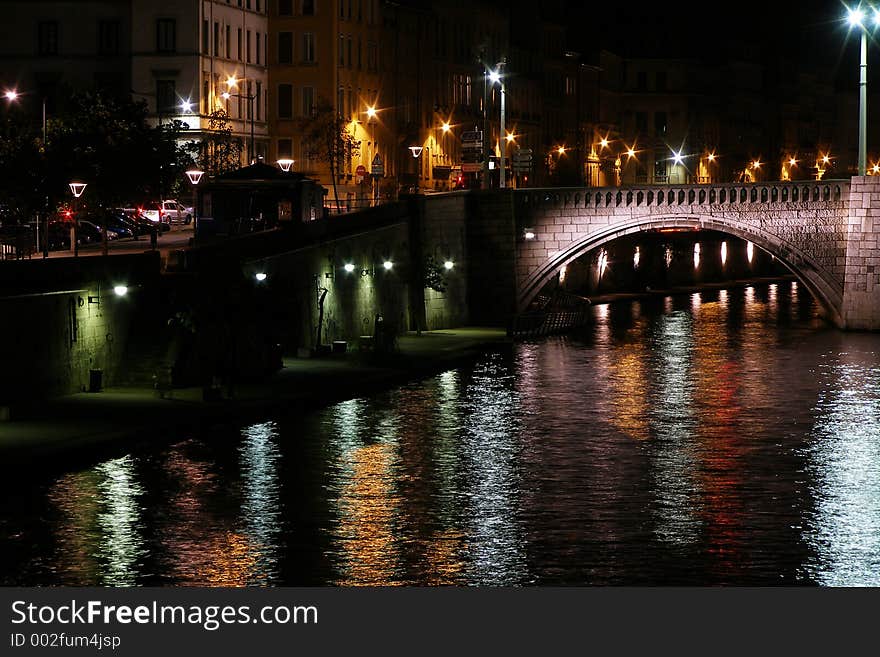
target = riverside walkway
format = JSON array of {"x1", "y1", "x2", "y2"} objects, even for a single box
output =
[{"x1": 0, "y1": 328, "x2": 508, "y2": 469}]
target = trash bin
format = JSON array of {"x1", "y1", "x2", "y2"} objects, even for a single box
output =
[{"x1": 88, "y1": 369, "x2": 103, "y2": 393}]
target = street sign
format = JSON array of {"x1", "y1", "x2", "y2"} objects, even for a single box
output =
[
  {"x1": 356, "y1": 164, "x2": 367, "y2": 176},
  {"x1": 371, "y1": 154, "x2": 385, "y2": 176},
  {"x1": 461, "y1": 130, "x2": 483, "y2": 145},
  {"x1": 513, "y1": 148, "x2": 533, "y2": 173},
  {"x1": 462, "y1": 163, "x2": 482, "y2": 173}
]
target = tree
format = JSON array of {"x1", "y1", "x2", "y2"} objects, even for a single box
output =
[
  {"x1": 298, "y1": 97, "x2": 360, "y2": 213},
  {"x1": 0, "y1": 89, "x2": 191, "y2": 219},
  {"x1": 184, "y1": 109, "x2": 244, "y2": 177}
]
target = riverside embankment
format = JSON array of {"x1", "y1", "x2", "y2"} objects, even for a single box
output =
[{"x1": 0, "y1": 328, "x2": 508, "y2": 472}]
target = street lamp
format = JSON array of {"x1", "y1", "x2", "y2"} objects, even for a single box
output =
[
  {"x1": 488, "y1": 59, "x2": 507, "y2": 188},
  {"x1": 277, "y1": 158, "x2": 295, "y2": 172},
  {"x1": 5, "y1": 88, "x2": 50, "y2": 257},
  {"x1": 408, "y1": 146, "x2": 423, "y2": 193},
  {"x1": 847, "y1": 5, "x2": 880, "y2": 175},
  {"x1": 68, "y1": 181, "x2": 87, "y2": 258},
  {"x1": 185, "y1": 170, "x2": 203, "y2": 238},
  {"x1": 222, "y1": 77, "x2": 255, "y2": 164}
]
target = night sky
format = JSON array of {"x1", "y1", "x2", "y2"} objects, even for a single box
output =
[{"x1": 563, "y1": 0, "x2": 866, "y2": 89}]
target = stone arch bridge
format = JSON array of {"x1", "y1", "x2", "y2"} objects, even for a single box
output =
[{"x1": 491, "y1": 177, "x2": 880, "y2": 329}]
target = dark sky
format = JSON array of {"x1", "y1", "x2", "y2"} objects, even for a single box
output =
[{"x1": 561, "y1": 1, "x2": 868, "y2": 88}]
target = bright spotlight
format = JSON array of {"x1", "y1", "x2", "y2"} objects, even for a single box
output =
[
  {"x1": 344, "y1": 263, "x2": 355, "y2": 273},
  {"x1": 255, "y1": 272, "x2": 267, "y2": 282},
  {"x1": 383, "y1": 260, "x2": 393, "y2": 270},
  {"x1": 443, "y1": 260, "x2": 454, "y2": 270},
  {"x1": 113, "y1": 285, "x2": 128, "y2": 297},
  {"x1": 849, "y1": 7, "x2": 865, "y2": 26}
]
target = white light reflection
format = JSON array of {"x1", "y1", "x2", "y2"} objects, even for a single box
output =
[
  {"x1": 96, "y1": 456, "x2": 147, "y2": 586},
  {"x1": 461, "y1": 355, "x2": 528, "y2": 585},
  {"x1": 633, "y1": 246, "x2": 641, "y2": 269},
  {"x1": 802, "y1": 352, "x2": 880, "y2": 585},
  {"x1": 598, "y1": 249, "x2": 608, "y2": 279},
  {"x1": 238, "y1": 421, "x2": 282, "y2": 584},
  {"x1": 746, "y1": 241, "x2": 754, "y2": 263},
  {"x1": 665, "y1": 246, "x2": 673, "y2": 268},
  {"x1": 649, "y1": 312, "x2": 702, "y2": 545},
  {"x1": 720, "y1": 241, "x2": 727, "y2": 266},
  {"x1": 559, "y1": 264, "x2": 567, "y2": 284},
  {"x1": 693, "y1": 243, "x2": 701, "y2": 269}
]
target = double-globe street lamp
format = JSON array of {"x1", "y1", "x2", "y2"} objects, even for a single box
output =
[{"x1": 847, "y1": 5, "x2": 880, "y2": 176}]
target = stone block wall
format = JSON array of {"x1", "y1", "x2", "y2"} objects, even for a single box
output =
[{"x1": 842, "y1": 176, "x2": 880, "y2": 329}]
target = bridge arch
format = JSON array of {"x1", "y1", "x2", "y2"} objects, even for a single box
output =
[{"x1": 517, "y1": 214, "x2": 844, "y2": 325}]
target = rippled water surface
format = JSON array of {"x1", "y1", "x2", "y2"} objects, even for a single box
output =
[{"x1": 2, "y1": 281, "x2": 879, "y2": 585}]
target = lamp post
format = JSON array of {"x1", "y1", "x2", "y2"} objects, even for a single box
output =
[
  {"x1": 489, "y1": 60, "x2": 507, "y2": 188},
  {"x1": 185, "y1": 169, "x2": 203, "y2": 239},
  {"x1": 5, "y1": 89, "x2": 50, "y2": 257},
  {"x1": 365, "y1": 105, "x2": 378, "y2": 205},
  {"x1": 847, "y1": 6, "x2": 879, "y2": 175},
  {"x1": 408, "y1": 146, "x2": 423, "y2": 193},
  {"x1": 68, "y1": 181, "x2": 87, "y2": 258},
  {"x1": 223, "y1": 77, "x2": 255, "y2": 164}
]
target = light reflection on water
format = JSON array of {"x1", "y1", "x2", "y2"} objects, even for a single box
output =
[{"x1": 1, "y1": 280, "x2": 879, "y2": 585}]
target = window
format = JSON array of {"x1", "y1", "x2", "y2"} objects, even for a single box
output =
[
  {"x1": 278, "y1": 84, "x2": 293, "y2": 118},
  {"x1": 256, "y1": 82, "x2": 262, "y2": 120},
  {"x1": 366, "y1": 41, "x2": 377, "y2": 72},
  {"x1": 337, "y1": 86, "x2": 344, "y2": 116},
  {"x1": 357, "y1": 37, "x2": 361, "y2": 69},
  {"x1": 226, "y1": 25, "x2": 231, "y2": 58},
  {"x1": 256, "y1": 32, "x2": 261, "y2": 64},
  {"x1": 246, "y1": 82, "x2": 253, "y2": 119},
  {"x1": 302, "y1": 0, "x2": 315, "y2": 14},
  {"x1": 656, "y1": 71, "x2": 667, "y2": 92},
  {"x1": 203, "y1": 79, "x2": 209, "y2": 114},
  {"x1": 246, "y1": 30, "x2": 251, "y2": 63},
  {"x1": 339, "y1": 0, "x2": 345, "y2": 19},
  {"x1": 279, "y1": 0, "x2": 293, "y2": 15},
  {"x1": 338, "y1": 34, "x2": 344, "y2": 65},
  {"x1": 278, "y1": 32, "x2": 293, "y2": 64},
  {"x1": 302, "y1": 33, "x2": 315, "y2": 62},
  {"x1": 654, "y1": 111, "x2": 667, "y2": 135},
  {"x1": 97, "y1": 20, "x2": 119, "y2": 55},
  {"x1": 156, "y1": 80, "x2": 176, "y2": 114},
  {"x1": 278, "y1": 138, "x2": 292, "y2": 159},
  {"x1": 157, "y1": 18, "x2": 176, "y2": 53},
  {"x1": 37, "y1": 21, "x2": 59, "y2": 55},
  {"x1": 213, "y1": 22, "x2": 219, "y2": 56},
  {"x1": 358, "y1": 0, "x2": 362, "y2": 21},
  {"x1": 201, "y1": 19, "x2": 208, "y2": 53},
  {"x1": 302, "y1": 86, "x2": 314, "y2": 116},
  {"x1": 237, "y1": 28, "x2": 242, "y2": 60}
]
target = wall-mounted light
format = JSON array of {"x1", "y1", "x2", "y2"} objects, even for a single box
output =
[
  {"x1": 523, "y1": 228, "x2": 536, "y2": 241},
  {"x1": 113, "y1": 285, "x2": 128, "y2": 297},
  {"x1": 255, "y1": 272, "x2": 267, "y2": 282},
  {"x1": 383, "y1": 260, "x2": 393, "y2": 270},
  {"x1": 344, "y1": 263, "x2": 356, "y2": 273},
  {"x1": 443, "y1": 260, "x2": 454, "y2": 270}
]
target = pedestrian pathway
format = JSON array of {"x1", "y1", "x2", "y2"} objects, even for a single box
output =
[{"x1": 0, "y1": 328, "x2": 509, "y2": 467}]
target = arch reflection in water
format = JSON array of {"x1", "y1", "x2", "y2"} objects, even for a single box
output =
[{"x1": 803, "y1": 349, "x2": 880, "y2": 585}]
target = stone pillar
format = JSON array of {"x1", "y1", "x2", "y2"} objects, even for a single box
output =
[{"x1": 842, "y1": 176, "x2": 880, "y2": 329}]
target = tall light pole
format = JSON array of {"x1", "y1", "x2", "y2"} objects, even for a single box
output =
[
  {"x1": 223, "y1": 77, "x2": 255, "y2": 164},
  {"x1": 489, "y1": 60, "x2": 507, "y2": 188},
  {"x1": 848, "y1": 6, "x2": 879, "y2": 175}
]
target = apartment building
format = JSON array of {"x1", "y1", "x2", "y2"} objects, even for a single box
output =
[{"x1": 269, "y1": 0, "x2": 384, "y2": 201}]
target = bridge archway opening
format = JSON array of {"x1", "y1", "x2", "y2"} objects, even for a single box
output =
[{"x1": 518, "y1": 215, "x2": 842, "y2": 325}]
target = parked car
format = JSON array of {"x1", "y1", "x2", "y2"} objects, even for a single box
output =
[
  {"x1": 161, "y1": 199, "x2": 193, "y2": 224},
  {"x1": 137, "y1": 202, "x2": 171, "y2": 232},
  {"x1": 83, "y1": 210, "x2": 134, "y2": 239}
]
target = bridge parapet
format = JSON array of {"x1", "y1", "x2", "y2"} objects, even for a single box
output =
[{"x1": 515, "y1": 180, "x2": 850, "y2": 210}]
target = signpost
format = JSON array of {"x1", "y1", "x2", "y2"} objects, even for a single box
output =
[
  {"x1": 461, "y1": 130, "x2": 483, "y2": 174},
  {"x1": 356, "y1": 164, "x2": 367, "y2": 183},
  {"x1": 371, "y1": 154, "x2": 385, "y2": 176},
  {"x1": 512, "y1": 148, "x2": 533, "y2": 173}
]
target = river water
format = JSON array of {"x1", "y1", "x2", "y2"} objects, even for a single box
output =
[{"x1": 2, "y1": 280, "x2": 879, "y2": 586}]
